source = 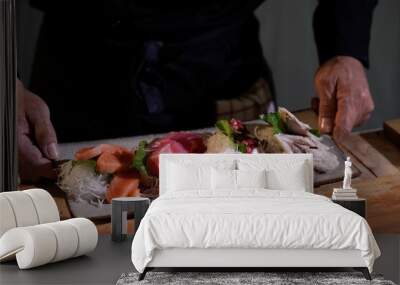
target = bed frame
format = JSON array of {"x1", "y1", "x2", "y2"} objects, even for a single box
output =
[
  {"x1": 139, "y1": 154, "x2": 371, "y2": 281},
  {"x1": 139, "y1": 248, "x2": 371, "y2": 280}
]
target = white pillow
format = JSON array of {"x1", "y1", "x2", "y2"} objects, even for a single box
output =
[
  {"x1": 236, "y1": 169, "x2": 267, "y2": 189},
  {"x1": 167, "y1": 162, "x2": 211, "y2": 191},
  {"x1": 266, "y1": 162, "x2": 307, "y2": 191},
  {"x1": 238, "y1": 159, "x2": 309, "y2": 192},
  {"x1": 211, "y1": 168, "x2": 237, "y2": 190}
]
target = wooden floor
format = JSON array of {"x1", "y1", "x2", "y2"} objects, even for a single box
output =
[{"x1": 19, "y1": 110, "x2": 400, "y2": 234}]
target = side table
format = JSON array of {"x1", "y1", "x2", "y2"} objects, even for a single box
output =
[
  {"x1": 332, "y1": 198, "x2": 366, "y2": 218},
  {"x1": 112, "y1": 197, "x2": 150, "y2": 242}
]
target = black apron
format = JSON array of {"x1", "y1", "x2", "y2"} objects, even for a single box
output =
[{"x1": 29, "y1": 1, "x2": 271, "y2": 142}]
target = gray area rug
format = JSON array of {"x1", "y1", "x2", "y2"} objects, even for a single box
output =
[{"x1": 116, "y1": 272, "x2": 396, "y2": 285}]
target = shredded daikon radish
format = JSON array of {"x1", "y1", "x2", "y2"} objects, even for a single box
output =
[{"x1": 58, "y1": 160, "x2": 109, "y2": 206}]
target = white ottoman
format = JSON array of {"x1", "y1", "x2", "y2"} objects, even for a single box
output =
[
  {"x1": 0, "y1": 218, "x2": 98, "y2": 269},
  {"x1": 0, "y1": 189, "x2": 98, "y2": 269}
]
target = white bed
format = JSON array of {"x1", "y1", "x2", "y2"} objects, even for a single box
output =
[{"x1": 131, "y1": 154, "x2": 380, "y2": 280}]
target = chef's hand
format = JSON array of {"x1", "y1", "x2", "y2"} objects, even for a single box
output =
[
  {"x1": 17, "y1": 79, "x2": 58, "y2": 182},
  {"x1": 314, "y1": 56, "x2": 374, "y2": 142}
]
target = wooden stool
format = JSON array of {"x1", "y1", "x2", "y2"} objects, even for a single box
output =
[{"x1": 111, "y1": 197, "x2": 150, "y2": 242}]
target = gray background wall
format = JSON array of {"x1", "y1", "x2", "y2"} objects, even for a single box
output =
[{"x1": 17, "y1": 0, "x2": 400, "y2": 130}]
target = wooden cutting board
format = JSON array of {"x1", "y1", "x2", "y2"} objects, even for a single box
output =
[{"x1": 313, "y1": 135, "x2": 360, "y2": 187}]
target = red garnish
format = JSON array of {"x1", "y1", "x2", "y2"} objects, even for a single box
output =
[
  {"x1": 230, "y1": 118, "x2": 244, "y2": 132},
  {"x1": 241, "y1": 138, "x2": 257, "y2": 153}
]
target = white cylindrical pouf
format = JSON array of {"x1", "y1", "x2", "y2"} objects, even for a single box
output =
[
  {"x1": 0, "y1": 196, "x2": 17, "y2": 237},
  {"x1": 0, "y1": 226, "x2": 57, "y2": 269},
  {"x1": 0, "y1": 192, "x2": 39, "y2": 227},
  {"x1": 24, "y1": 189, "x2": 60, "y2": 224},
  {"x1": 0, "y1": 189, "x2": 97, "y2": 269},
  {"x1": 0, "y1": 219, "x2": 98, "y2": 269},
  {"x1": 42, "y1": 221, "x2": 79, "y2": 262},
  {"x1": 65, "y1": 218, "x2": 98, "y2": 257}
]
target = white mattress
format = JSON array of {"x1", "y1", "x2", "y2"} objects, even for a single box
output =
[{"x1": 131, "y1": 190, "x2": 380, "y2": 273}]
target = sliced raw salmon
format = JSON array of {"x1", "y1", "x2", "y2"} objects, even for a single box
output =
[
  {"x1": 75, "y1": 144, "x2": 130, "y2": 160},
  {"x1": 105, "y1": 169, "x2": 141, "y2": 203},
  {"x1": 96, "y1": 150, "x2": 133, "y2": 174}
]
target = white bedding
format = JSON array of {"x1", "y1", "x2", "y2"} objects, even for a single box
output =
[{"x1": 131, "y1": 190, "x2": 380, "y2": 273}]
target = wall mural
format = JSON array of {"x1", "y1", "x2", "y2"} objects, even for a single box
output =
[{"x1": 4, "y1": 0, "x2": 400, "y2": 236}]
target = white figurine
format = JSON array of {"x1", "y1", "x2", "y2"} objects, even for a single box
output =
[
  {"x1": 332, "y1": 157, "x2": 358, "y2": 199},
  {"x1": 342, "y1": 157, "x2": 352, "y2": 189}
]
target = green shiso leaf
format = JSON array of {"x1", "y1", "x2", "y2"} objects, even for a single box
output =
[
  {"x1": 215, "y1": 119, "x2": 233, "y2": 140},
  {"x1": 309, "y1": 128, "x2": 321, "y2": 137},
  {"x1": 132, "y1": 140, "x2": 148, "y2": 175},
  {"x1": 260, "y1": 112, "x2": 286, "y2": 134},
  {"x1": 237, "y1": 143, "x2": 247, "y2": 153}
]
